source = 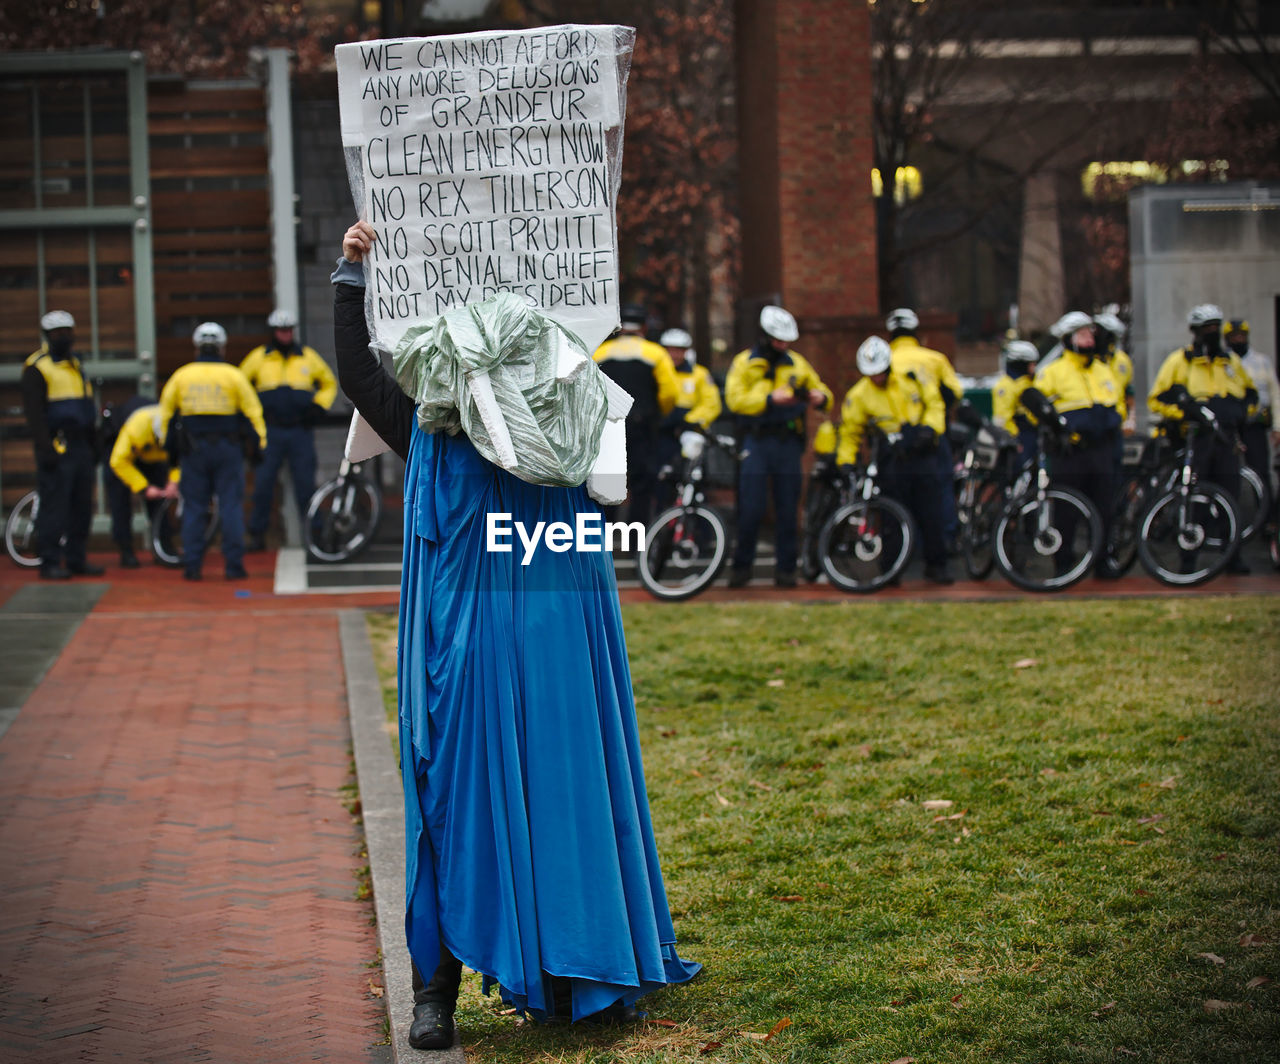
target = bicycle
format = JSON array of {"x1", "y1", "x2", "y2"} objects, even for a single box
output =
[
  {"x1": 4, "y1": 490, "x2": 44, "y2": 568},
  {"x1": 991, "y1": 392, "x2": 1102, "y2": 592},
  {"x1": 1109, "y1": 435, "x2": 1173, "y2": 579},
  {"x1": 816, "y1": 430, "x2": 916, "y2": 594},
  {"x1": 150, "y1": 495, "x2": 220, "y2": 568},
  {"x1": 1136, "y1": 404, "x2": 1241, "y2": 587},
  {"x1": 305, "y1": 457, "x2": 383, "y2": 564},
  {"x1": 638, "y1": 429, "x2": 739, "y2": 601},
  {"x1": 800, "y1": 443, "x2": 843, "y2": 582},
  {"x1": 951, "y1": 404, "x2": 1020, "y2": 581}
]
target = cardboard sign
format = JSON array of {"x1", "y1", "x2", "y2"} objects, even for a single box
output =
[{"x1": 336, "y1": 25, "x2": 633, "y2": 356}]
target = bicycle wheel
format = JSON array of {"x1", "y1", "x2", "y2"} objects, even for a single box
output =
[
  {"x1": 306, "y1": 473, "x2": 382, "y2": 564},
  {"x1": 151, "y1": 496, "x2": 219, "y2": 568},
  {"x1": 961, "y1": 478, "x2": 1002, "y2": 581},
  {"x1": 5, "y1": 490, "x2": 43, "y2": 568},
  {"x1": 818, "y1": 497, "x2": 915, "y2": 593},
  {"x1": 1137, "y1": 482, "x2": 1240, "y2": 587},
  {"x1": 638, "y1": 505, "x2": 728, "y2": 601},
  {"x1": 1236, "y1": 465, "x2": 1269, "y2": 542},
  {"x1": 1106, "y1": 473, "x2": 1150, "y2": 577},
  {"x1": 800, "y1": 481, "x2": 838, "y2": 582},
  {"x1": 993, "y1": 485, "x2": 1101, "y2": 592}
]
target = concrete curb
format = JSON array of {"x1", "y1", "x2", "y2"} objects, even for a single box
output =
[{"x1": 340, "y1": 610, "x2": 465, "y2": 1063}]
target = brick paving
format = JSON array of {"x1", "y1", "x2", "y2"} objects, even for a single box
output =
[{"x1": 0, "y1": 558, "x2": 389, "y2": 1063}]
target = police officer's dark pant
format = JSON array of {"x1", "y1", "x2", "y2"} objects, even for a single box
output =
[
  {"x1": 35, "y1": 437, "x2": 95, "y2": 570},
  {"x1": 181, "y1": 435, "x2": 246, "y2": 573},
  {"x1": 734, "y1": 433, "x2": 803, "y2": 574},
  {"x1": 624, "y1": 422, "x2": 659, "y2": 527},
  {"x1": 1049, "y1": 437, "x2": 1118, "y2": 569},
  {"x1": 249, "y1": 423, "x2": 316, "y2": 538},
  {"x1": 880, "y1": 449, "x2": 947, "y2": 568},
  {"x1": 935, "y1": 432, "x2": 958, "y2": 543},
  {"x1": 1241, "y1": 421, "x2": 1272, "y2": 495},
  {"x1": 105, "y1": 461, "x2": 166, "y2": 552},
  {"x1": 1189, "y1": 431, "x2": 1242, "y2": 500},
  {"x1": 411, "y1": 946, "x2": 464, "y2": 1009}
]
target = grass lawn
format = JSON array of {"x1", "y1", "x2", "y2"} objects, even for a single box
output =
[{"x1": 365, "y1": 596, "x2": 1280, "y2": 1063}]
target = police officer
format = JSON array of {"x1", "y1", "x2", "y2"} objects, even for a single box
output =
[
  {"x1": 21, "y1": 310, "x2": 103, "y2": 580},
  {"x1": 1223, "y1": 317, "x2": 1279, "y2": 497},
  {"x1": 158, "y1": 323, "x2": 267, "y2": 581},
  {"x1": 654, "y1": 328, "x2": 722, "y2": 507},
  {"x1": 992, "y1": 340, "x2": 1040, "y2": 464},
  {"x1": 1036, "y1": 311, "x2": 1126, "y2": 576},
  {"x1": 107, "y1": 401, "x2": 179, "y2": 567},
  {"x1": 238, "y1": 309, "x2": 337, "y2": 551},
  {"x1": 660, "y1": 328, "x2": 722, "y2": 431},
  {"x1": 885, "y1": 308, "x2": 963, "y2": 550},
  {"x1": 1093, "y1": 311, "x2": 1134, "y2": 426},
  {"x1": 838, "y1": 335, "x2": 953, "y2": 584},
  {"x1": 592, "y1": 303, "x2": 680, "y2": 525},
  {"x1": 725, "y1": 305, "x2": 832, "y2": 587},
  {"x1": 1149, "y1": 304, "x2": 1256, "y2": 573}
]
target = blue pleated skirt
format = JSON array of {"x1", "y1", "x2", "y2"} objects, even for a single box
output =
[{"x1": 396, "y1": 425, "x2": 700, "y2": 1021}]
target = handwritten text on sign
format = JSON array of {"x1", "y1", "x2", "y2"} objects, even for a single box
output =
[{"x1": 336, "y1": 27, "x2": 631, "y2": 351}]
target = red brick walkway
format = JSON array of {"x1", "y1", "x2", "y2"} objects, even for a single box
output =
[{"x1": 0, "y1": 563, "x2": 389, "y2": 1062}]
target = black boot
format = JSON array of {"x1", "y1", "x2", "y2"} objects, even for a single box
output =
[
  {"x1": 408, "y1": 1001, "x2": 455, "y2": 1050},
  {"x1": 119, "y1": 549, "x2": 141, "y2": 569}
]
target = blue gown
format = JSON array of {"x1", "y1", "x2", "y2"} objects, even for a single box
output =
[{"x1": 396, "y1": 424, "x2": 700, "y2": 1021}]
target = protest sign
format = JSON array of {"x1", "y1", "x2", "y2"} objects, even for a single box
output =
[{"x1": 335, "y1": 25, "x2": 634, "y2": 356}]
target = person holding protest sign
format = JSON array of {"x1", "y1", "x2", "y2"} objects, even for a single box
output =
[{"x1": 333, "y1": 220, "x2": 700, "y2": 1045}]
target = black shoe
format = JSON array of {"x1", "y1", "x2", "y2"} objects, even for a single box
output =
[
  {"x1": 39, "y1": 564, "x2": 72, "y2": 581},
  {"x1": 119, "y1": 551, "x2": 141, "y2": 570},
  {"x1": 225, "y1": 564, "x2": 248, "y2": 580},
  {"x1": 579, "y1": 1001, "x2": 641, "y2": 1026},
  {"x1": 245, "y1": 533, "x2": 266, "y2": 553},
  {"x1": 923, "y1": 563, "x2": 955, "y2": 585},
  {"x1": 67, "y1": 562, "x2": 105, "y2": 576},
  {"x1": 183, "y1": 569, "x2": 202, "y2": 582},
  {"x1": 408, "y1": 1000, "x2": 455, "y2": 1050},
  {"x1": 727, "y1": 568, "x2": 750, "y2": 588},
  {"x1": 774, "y1": 571, "x2": 797, "y2": 588}
]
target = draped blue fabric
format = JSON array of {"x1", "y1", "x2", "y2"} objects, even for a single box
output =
[{"x1": 397, "y1": 424, "x2": 700, "y2": 1021}]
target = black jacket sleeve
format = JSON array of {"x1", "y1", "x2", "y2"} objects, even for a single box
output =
[
  {"x1": 333, "y1": 282, "x2": 415, "y2": 461},
  {"x1": 20, "y1": 363, "x2": 55, "y2": 464}
]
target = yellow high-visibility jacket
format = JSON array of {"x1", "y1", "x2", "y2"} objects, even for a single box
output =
[
  {"x1": 109, "y1": 405, "x2": 179, "y2": 494},
  {"x1": 725, "y1": 345, "x2": 832, "y2": 438},
  {"x1": 993, "y1": 373, "x2": 1037, "y2": 435},
  {"x1": 837, "y1": 369, "x2": 944, "y2": 466},
  {"x1": 889, "y1": 336, "x2": 962, "y2": 406},
  {"x1": 592, "y1": 334, "x2": 680, "y2": 421},
  {"x1": 1147, "y1": 347, "x2": 1254, "y2": 423},
  {"x1": 672, "y1": 363, "x2": 722, "y2": 428},
  {"x1": 1035, "y1": 349, "x2": 1124, "y2": 442},
  {"x1": 23, "y1": 348, "x2": 95, "y2": 432},
  {"x1": 240, "y1": 342, "x2": 337, "y2": 426},
  {"x1": 1109, "y1": 349, "x2": 1133, "y2": 395},
  {"x1": 158, "y1": 359, "x2": 267, "y2": 449}
]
